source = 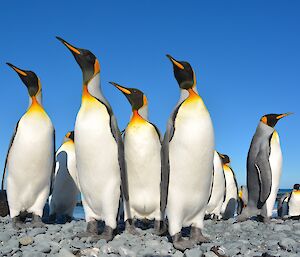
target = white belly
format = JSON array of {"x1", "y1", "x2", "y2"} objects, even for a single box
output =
[
  {"x1": 50, "y1": 142, "x2": 79, "y2": 216},
  {"x1": 75, "y1": 103, "x2": 120, "y2": 218},
  {"x1": 289, "y1": 192, "x2": 300, "y2": 216},
  {"x1": 125, "y1": 122, "x2": 161, "y2": 220},
  {"x1": 266, "y1": 132, "x2": 282, "y2": 217},
  {"x1": 167, "y1": 100, "x2": 214, "y2": 227},
  {"x1": 7, "y1": 114, "x2": 54, "y2": 217},
  {"x1": 206, "y1": 152, "x2": 225, "y2": 216}
]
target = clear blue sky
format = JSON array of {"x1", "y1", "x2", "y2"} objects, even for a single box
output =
[{"x1": 0, "y1": 1, "x2": 299, "y2": 188}]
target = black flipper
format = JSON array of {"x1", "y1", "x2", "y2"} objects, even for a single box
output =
[
  {"x1": 255, "y1": 142, "x2": 272, "y2": 207},
  {"x1": 49, "y1": 130, "x2": 56, "y2": 195},
  {"x1": 160, "y1": 102, "x2": 183, "y2": 213},
  {"x1": 2, "y1": 120, "x2": 20, "y2": 190}
]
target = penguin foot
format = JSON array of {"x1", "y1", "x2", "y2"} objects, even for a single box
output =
[
  {"x1": 236, "y1": 214, "x2": 248, "y2": 223},
  {"x1": 172, "y1": 233, "x2": 195, "y2": 251},
  {"x1": 48, "y1": 213, "x2": 56, "y2": 224},
  {"x1": 125, "y1": 219, "x2": 139, "y2": 235},
  {"x1": 190, "y1": 227, "x2": 210, "y2": 244},
  {"x1": 97, "y1": 225, "x2": 114, "y2": 242},
  {"x1": 30, "y1": 214, "x2": 45, "y2": 228},
  {"x1": 153, "y1": 220, "x2": 168, "y2": 236},
  {"x1": 65, "y1": 215, "x2": 73, "y2": 223},
  {"x1": 73, "y1": 220, "x2": 98, "y2": 239},
  {"x1": 12, "y1": 217, "x2": 26, "y2": 230},
  {"x1": 74, "y1": 231, "x2": 98, "y2": 239}
]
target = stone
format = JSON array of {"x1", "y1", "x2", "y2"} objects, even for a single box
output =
[
  {"x1": 27, "y1": 227, "x2": 47, "y2": 237},
  {"x1": 184, "y1": 247, "x2": 203, "y2": 257},
  {"x1": 19, "y1": 236, "x2": 34, "y2": 246}
]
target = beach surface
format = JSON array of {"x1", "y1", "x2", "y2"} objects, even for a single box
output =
[{"x1": 0, "y1": 216, "x2": 300, "y2": 257}]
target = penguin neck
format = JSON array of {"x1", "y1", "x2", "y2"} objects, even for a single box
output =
[
  {"x1": 27, "y1": 91, "x2": 43, "y2": 111},
  {"x1": 129, "y1": 107, "x2": 148, "y2": 126},
  {"x1": 257, "y1": 122, "x2": 275, "y2": 137},
  {"x1": 82, "y1": 73, "x2": 103, "y2": 101}
]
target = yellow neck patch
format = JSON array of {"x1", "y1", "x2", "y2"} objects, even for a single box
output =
[
  {"x1": 223, "y1": 164, "x2": 231, "y2": 172},
  {"x1": 26, "y1": 96, "x2": 45, "y2": 116},
  {"x1": 182, "y1": 88, "x2": 204, "y2": 107},
  {"x1": 81, "y1": 85, "x2": 100, "y2": 108},
  {"x1": 128, "y1": 110, "x2": 147, "y2": 128},
  {"x1": 293, "y1": 190, "x2": 300, "y2": 195}
]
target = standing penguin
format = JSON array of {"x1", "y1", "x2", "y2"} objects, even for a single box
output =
[
  {"x1": 5, "y1": 63, "x2": 55, "y2": 229},
  {"x1": 161, "y1": 55, "x2": 214, "y2": 251},
  {"x1": 237, "y1": 113, "x2": 292, "y2": 222},
  {"x1": 49, "y1": 131, "x2": 80, "y2": 223},
  {"x1": 57, "y1": 37, "x2": 128, "y2": 241},
  {"x1": 220, "y1": 154, "x2": 238, "y2": 220},
  {"x1": 205, "y1": 151, "x2": 226, "y2": 220},
  {"x1": 277, "y1": 192, "x2": 289, "y2": 218},
  {"x1": 110, "y1": 82, "x2": 164, "y2": 234},
  {"x1": 288, "y1": 184, "x2": 300, "y2": 218}
]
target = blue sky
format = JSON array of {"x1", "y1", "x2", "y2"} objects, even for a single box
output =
[{"x1": 0, "y1": 1, "x2": 299, "y2": 188}]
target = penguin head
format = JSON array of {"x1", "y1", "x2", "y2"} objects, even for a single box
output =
[
  {"x1": 293, "y1": 184, "x2": 300, "y2": 190},
  {"x1": 260, "y1": 113, "x2": 293, "y2": 128},
  {"x1": 65, "y1": 131, "x2": 75, "y2": 142},
  {"x1": 56, "y1": 36, "x2": 100, "y2": 85},
  {"x1": 219, "y1": 153, "x2": 230, "y2": 165},
  {"x1": 166, "y1": 54, "x2": 195, "y2": 90},
  {"x1": 110, "y1": 82, "x2": 147, "y2": 111},
  {"x1": 6, "y1": 63, "x2": 40, "y2": 97}
]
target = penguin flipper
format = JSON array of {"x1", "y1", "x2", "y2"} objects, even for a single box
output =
[
  {"x1": 254, "y1": 146, "x2": 272, "y2": 206},
  {"x1": 110, "y1": 115, "x2": 129, "y2": 202},
  {"x1": 2, "y1": 120, "x2": 20, "y2": 190},
  {"x1": 160, "y1": 102, "x2": 184, "y2": 213},
  {"x1": 49, "y1": 130, "x2": 56, "y2": 195}
]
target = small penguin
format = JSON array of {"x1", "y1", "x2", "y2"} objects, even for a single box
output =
[
  {"x1": 161, "y1": 55, "x2": 214, "y2": 251},
  {"x1": 5, "y1": 63, "x2": 55, "y2": 229},
  {"x1": 205, "y1": 151, "x2": 226, "y2": 220},
  {"x1": 237, "y1": 185, "x2": 248, "y2": 215},
  {"x1": 57, "y1": 37, "x2": 128, "y2": 241},
  {"x1": 277, "y1": 192, "x2": 289, "y2": 218},
  {"x1": 288, "y1": 184, "x2": 300, "y2": 217},
  {"x1": 49, "y1": 131, "x2": 80, "y2": 223},
  {"x1": 220, "y1": 154, "x2": 238, "y2": 220},
  {"x1": 110, "y1": 82, "x2": 164, "y2": 234},
  {"x1": 237, "y1": 113, "x2": 292, "y2": 222}
]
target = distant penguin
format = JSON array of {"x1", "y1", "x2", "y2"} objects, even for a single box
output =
[
  {"x1": 161, "y1": 55, "x2": 214, "y2": 251},
  {"x1": 111, "y1": 82, "x2": 164, "y2": 234},
  {"x1": 57, "y1": 37, "x2": 128, "y2": 241},
  {"x1": 237, "y1": 113, "x2": 292, "y2": 222},
  {"x1": 220, "y1": 154, "x2": 238, "y2": 220},
  {"x1": 49, "y1": 131, "x2": 80, "y2": 223},
  {"x1": 277, "y1": 192, "x2": 289, "y2": 218},
  {"x1": 205, "y1": 151, "x2": 226, "y2": 220},
  {"x1": 288, "y1": 184, "x2": 300, "y2": 217},
  {"x1": 5, "y1": 63, "x2": 55, "y2": 229},
  {"x1": 237, "y1": 185, "x2": 248, "y2": 215}
]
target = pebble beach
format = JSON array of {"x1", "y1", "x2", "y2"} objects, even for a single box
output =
[{"x1": 1, "y1": 216, "x2": 300, "y2": 257}]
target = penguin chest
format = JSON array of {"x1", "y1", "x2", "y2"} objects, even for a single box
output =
[
  {"x1": 124, "y1": 122, "x2": 161, "y2": 217},
  {"x1": 289, "y1": 192, "x2": 300, "y2": 216},
  {"x1": 168, "y1": 99, "x2": 214, "y2": 215},
  {"x1": 75, "y1": 102, "x2": 120, "y2": 209}
]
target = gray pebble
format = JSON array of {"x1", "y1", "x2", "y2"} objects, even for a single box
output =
[
  {"x1": 71, "y1": 238, "x2": 86, "y2": 249},
  {"x1": 27, "y1": 227, "x2": 47, "y2": 237},
  {"x1": 58, "y1": 248, "x2": 76, "y2": 257},
  {"x1": 278, "y1": 238, "x2": 297, "y2": 251},
  {"x1": 34, "y1": 241, "x2": 51, "y2": 253},
  {"x1": 0, "y1": 231, "x2": 10, "y2": 242},
  {"x1": 184, "y1": 247, "x2": 203, "y2": 257},
  {"x1": 202, "y1": 252, "x2": 218, "y2": 257},
  {"x1": 274, "y1": 224, "x2": 291, "y2": 231},
  {"x1": 19, "y1": 236, "x2": 34, "y2": 246}
]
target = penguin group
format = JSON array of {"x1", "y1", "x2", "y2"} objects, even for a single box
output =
[{"x1": 0, "y1": 37, "x2": 293, "y2": 251}]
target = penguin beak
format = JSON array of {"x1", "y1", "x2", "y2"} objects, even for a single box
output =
[
  {"x1": 109, "y1": 82, "x2": 131, "y2": 95},
  {"x1": 166, "y1": 54, "x2": 184, "y2": 70},
  {"x1": 276, "y1": 112, "x2": 293, "y2": 120},
  {"x1": 6, "y1": 63, "x2": 28, "y2": 77},
  {"x1": 56, "y1": 36, "x2": 81, "y2": 55}
]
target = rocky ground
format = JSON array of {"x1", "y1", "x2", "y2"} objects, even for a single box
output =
[{"x1": 0, "y1": 216, "x2": 300, "y2": 257}]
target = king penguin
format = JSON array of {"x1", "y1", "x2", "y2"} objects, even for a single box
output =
[
  {"x1": 205, "y1": 151, "x2": 226, "y2": 220},
  {"x1": 277, "y1": 192, "x2": 289, "y2": 218},
  {"x1": 219, "y1": 154, "x2": 238, "y2": 220},
  {"x1": 110, "y1": 82, "x2": 164, "y2": 234},
  {"x1": 161, "y1": 55, "x2": 214, "y2": 251},
  {"x1": 57, "y1": 37, "x2": 128, "y2": 241},
  {"x1": 237, "y1": 113, "x2": 292, "y2": 222},
  {"x1": 288, "y1": 184, "x2": 300, "y2": 218},
  {"x1": 5, "y1": 63, "x2": 55, "y2": 229},
  {"x1": 49, "y1": 131, "x2": 80, "y2": 223},
  {"x1": 237, "y1": 185, "x2": 248, "y2": 215}
]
